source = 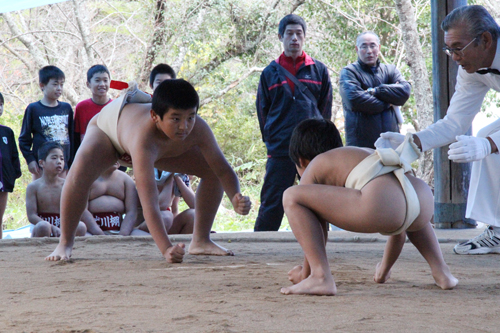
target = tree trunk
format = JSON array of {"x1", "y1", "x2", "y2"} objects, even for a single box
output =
[
  {"x1": 394, "y1": 0, "x2": 434, "y2": 186},
  {"x1": 138, "y1": 0, "x2": 167, "y2": 88}
]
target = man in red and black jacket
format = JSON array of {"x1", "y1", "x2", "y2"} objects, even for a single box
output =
[{"x1": 255, "y1": 14, "x2": 332, "y2": 231}]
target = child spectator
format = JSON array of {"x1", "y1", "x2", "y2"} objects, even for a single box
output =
[
  {"x1": 0, "y1": 93, "x2": 22, "y2": 239},
  {"x1": 19, "y1": 65, "x2": 74, "y2": 180},
  {"x1": 26, "y1": 142, "x2": 86, "y2": 238},
  {"x1": 136, "y1": 171, "x2": 194, "y2": 235},
  {"x1": 281, "y1": 119, "x2": 457, "y2": 295},
  {"x1": 74, "y1": 65, "x2": 112, "y2": 152},
  {"x1": 46, "y1": 79, "x2": 251, "y2": 263},
  {"x1": 86, "y1": 162, "x2": 143, "y2": 236},
  {"x1": 150, "y1": 63, "x2": 176, "y2": 91}
]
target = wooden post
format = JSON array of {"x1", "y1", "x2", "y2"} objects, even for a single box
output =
[{"x1": 431, "y1": 0, "x2": 476, "y2": 229}]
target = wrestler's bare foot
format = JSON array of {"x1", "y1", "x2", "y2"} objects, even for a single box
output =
[
  {"x1": 188, "y1": 239, "x2": 234, "y2": 256},
  {"x1": 45, "y1": 243, "x2": 73, "y2": 261},
  {"x1": 288, "y1": 265, "x2": 307, "y2": 285},
  {"x1": 432, "y1": 268, "x2": 458, "y2": 290},
  {"x1": 281, "y1": 274, "x2": 337, "y2": 296},
  {"x1": 374, "y1": 262, "x2": 391, "y2": 283}
]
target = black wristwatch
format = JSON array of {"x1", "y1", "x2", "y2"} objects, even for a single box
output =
[{"x1": 367, "y1": 87, "x2": 376, "y2": 95}]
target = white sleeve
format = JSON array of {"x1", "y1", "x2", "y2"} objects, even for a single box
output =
[{"x1": 417, "y1": 68, "x2": 490, "y2": 152}]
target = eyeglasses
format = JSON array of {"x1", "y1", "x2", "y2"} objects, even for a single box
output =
[
  {"x1": 443, "y1": 37, "x2": 477, "y2": 57},
  {"x1": 359, "y1": 44, "x2": 378, "y2": 51}
]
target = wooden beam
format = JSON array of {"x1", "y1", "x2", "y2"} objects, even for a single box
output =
[{"x1": 431, "y1": 0, "x2": 475, "y2": 228}]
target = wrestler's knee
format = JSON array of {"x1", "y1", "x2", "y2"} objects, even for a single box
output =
[
  {"x1": 32, "y1": 221, "x2": 52, "y2": 237},
  {"x1": 76, "y1": 222, "x2": 87, "y2": 236},
  {"x1": 282, "y1": 186, "x2": 299, "y2": 212}
]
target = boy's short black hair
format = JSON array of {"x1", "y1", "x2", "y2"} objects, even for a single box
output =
[
  {"x1": 149, "y1": 63, "x2": 176, "y2": 88},
  {"x1": 279, "y1": 14, "x2": 307, "y2": 37},
  {"x1": 39, "y1": 65, "x2": 65, "y2": 85},
  {"x1": 289, "y1": 118, "x2": 343, "y2": 167},
  {"x1": 38, "y1": 141, "x2": 64, "y2": 162},
  {"x1": 152, "y1": 79, "x2": 199, "y2": 119},
  {"x1": 87, "y1": 64, "x2": 110, "y2": 83},
  {"x1": 0, "y1": 92, "x2": 3, "y2": 104}
]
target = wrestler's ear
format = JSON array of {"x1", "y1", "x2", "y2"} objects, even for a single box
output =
[
  {"x1": 150, "y1": 109, "x2": 159, "y2": 122},
  {"x1": 298, "y1": 157, "x2": 310, "y2": 169}
]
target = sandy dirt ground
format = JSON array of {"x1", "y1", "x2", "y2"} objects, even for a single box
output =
[{"x1": 0, "y1": 232, "x2": 499, "y2": 333}]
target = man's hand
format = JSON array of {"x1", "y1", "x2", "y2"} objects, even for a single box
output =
[
  {"x1": 164, "y1": 243, "x2": 185, "y2": 263},
  {"x1": 448, "y1": 135, "x2": 492, "y2": 163},
  {"x1": 28, "y1": 161, "x2": 41, "y2": 177},
  {"x1": 51, "y1": 225, "x2": 61, "y2": 237},
  {"x1": 374, "y1": 132, "x2": 405, "y2": 150},
  {"x1": 231, "y1": 193, "x2": 251, "y2": 215}
]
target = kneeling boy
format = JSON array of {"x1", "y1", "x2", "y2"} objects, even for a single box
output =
[
  {"x1": 46, "y1": 79, "x2": 251, "y2": 263},
  {"x1": 281, "y1": 119, "x2": 457, "y2": 296},
  {"x1": 26, "y1": 142, "x2": 87, "y2": 237}
]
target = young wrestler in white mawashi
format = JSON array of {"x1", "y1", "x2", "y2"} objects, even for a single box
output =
[{"x1": 281, "y1": 119, "x2": 457, "y2": 296}]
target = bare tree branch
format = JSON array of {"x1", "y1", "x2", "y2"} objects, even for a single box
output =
[
  {"x1": 1, "y1": 13, "x2": 48, "y2": 68},
  {"x1": 200, "y1": 67, "x2": 263, "y2": 107},
  {"x1": 72, "y1": 0, "x2": 94, "y2": 68}
]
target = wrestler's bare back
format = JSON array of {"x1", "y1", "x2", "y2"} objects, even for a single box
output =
[
  {"x1": 115, "y1": 103, "x2": 208, "y2": 167},
  {"x1": 304, "y1": 146, "x2": 434, "y2": 233}
]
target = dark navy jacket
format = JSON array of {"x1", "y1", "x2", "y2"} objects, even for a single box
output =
[
  {"x1": 0, "y1": 125, "x2": 21, "y2": 192},
  {"x1": 257, "y1": 53, "x2": 332, "y2": 157},
  {"x1": 340, "y1": 59, "x2": 411, "y2": 148}
]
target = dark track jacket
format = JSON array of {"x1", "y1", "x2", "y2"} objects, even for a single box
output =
[
  {"x1": 257, "y1": 53, "x2": 332, "y2": 157},
  {"x1": 340, "y1": 58, "x2": 411, "y2": 148},
  {"x1": 0, "y1": 125, "x2": 21, "y2": 192}
]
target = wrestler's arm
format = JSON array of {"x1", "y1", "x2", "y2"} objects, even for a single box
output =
[
  {"x1": 174, "y1": 175, "x2": 195, "y2": 209},
  {"x1": 130, "y1": 143, "x2": 183, "y2": 262},
  {"x1": 119, "y1": 175, "x2": 140, "y2": 236},
  {"x1": 81, "y1": 208, "x2": 104, "y2": 235},
  {"x1": 158, "y1": 174, "x2": 174, "y2": 211},
  {"x1": 195, "y1": 118, "x2": 251, "y2": 215},
  {"x1": 26, "y1": 183, "x2": 43, "y2": 225}
]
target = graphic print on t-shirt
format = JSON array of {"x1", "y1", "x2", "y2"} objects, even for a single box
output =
[{"x1": 40, "y1": 114, "x2": 70, "y2": 144}]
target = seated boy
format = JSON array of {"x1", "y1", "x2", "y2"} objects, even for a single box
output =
[
  {"x1": 26, "y1": 142, "x2": 87, "y2": 237},
  {"x1": 136, "y1": 171, "x2": 194, "y2": 235},
  {"x1": 86, "y1": 162, "x2": 144, "y2": 236},
  {"x1": 46, "y1": 79, "x2": 251, "y2": 263},
  {"x1": 280, "y1": 119, "x2": 457, "y2": 296}
]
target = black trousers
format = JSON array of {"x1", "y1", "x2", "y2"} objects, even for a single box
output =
[{"x1": 254, "y1": 156, "x2": 298, "y2": 231}]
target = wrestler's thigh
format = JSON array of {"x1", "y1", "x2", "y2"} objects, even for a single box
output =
[
  {"x1": 70, "y1": 121, "x2": 118, "y2": 183},
  {"x1": 285, "y1": 177, "x2": 406, "y2": 233},
  {"x1": 405, "y1": 175, "x2": 434, "y2": 232},
  {"x1": 155, "y1": 146, "x2": 214, "y2": 178}
]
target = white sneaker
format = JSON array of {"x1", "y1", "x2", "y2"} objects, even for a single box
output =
[{"x1": 454, "y1": 226, "x2": 500, "y2": 255}]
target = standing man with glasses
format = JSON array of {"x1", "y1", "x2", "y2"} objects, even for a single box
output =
[
  {"x1": 339, "y1": 31, "x2": 411, "y2": 148},
  {"x1": 376, "y1": 5, "x2": 500, "y2": 255}
]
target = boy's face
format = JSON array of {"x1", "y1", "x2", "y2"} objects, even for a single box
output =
[
  {"x1": 87, "y1": 72, "x2": 110, "y2": 98},
  {"x1": 40, "y1": 78, "x2": 64, "y2": 101},
  {"x1": 151, "y1": 107, "x2": 197, "y2": 141},
  {"x1": 40, "y1": 148, "x2": 64, "y2": 175},
  {"x1": 152, "y1": 74, "x2": 173, "y2": 91}
]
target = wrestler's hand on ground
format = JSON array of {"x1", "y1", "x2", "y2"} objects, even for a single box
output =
[
  {"x1": 231, "y1": 193, "x2": 251, "y2": 215},
  {"x1": 164, "y1": 243, "x2": 185, "y2": 263},
  {"x1": 375, "y1": 132, "x2": 405, "y2": 150},
  {"x1": 51, "y1": 225, "x2": 61, "y2": 238},
  {"x1": 448, "y1": 135, "x2": 491, "y2": 163}
]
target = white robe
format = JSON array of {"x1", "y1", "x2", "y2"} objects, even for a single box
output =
[{"x1": 417, "y1": 39, "x2": 500, "y2": 226}]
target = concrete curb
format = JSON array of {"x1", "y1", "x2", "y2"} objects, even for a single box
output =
[{"x1": 0, "y1": 226, "x2": 485, "y2": 247}]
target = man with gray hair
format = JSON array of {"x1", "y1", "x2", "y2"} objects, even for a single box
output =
[
  {"x1": 376, "y1": 5, "x2": 500, "y2": 255},
  {"x1": 339, "y1": 31, "x2": 411, "y2": 148}
]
